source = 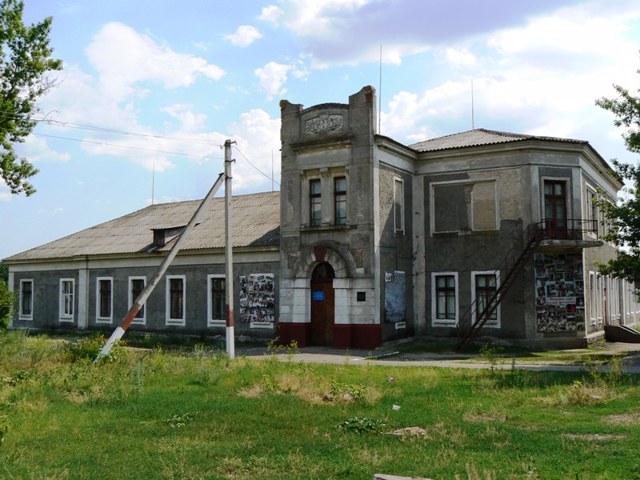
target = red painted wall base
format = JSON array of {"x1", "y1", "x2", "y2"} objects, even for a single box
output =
[{"x1": 278, "y1": 323, "x2": 381, "y2": 350}]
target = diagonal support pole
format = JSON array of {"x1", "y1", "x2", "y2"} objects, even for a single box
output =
[{"x1": 94, "y1": 171, "x2": 226, "y2": 363}]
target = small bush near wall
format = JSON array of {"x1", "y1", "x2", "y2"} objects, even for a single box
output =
[{"x1": 0, "y1": 279, "x2": 14, "y2": 330}]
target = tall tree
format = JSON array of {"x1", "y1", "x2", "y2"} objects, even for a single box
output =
[
  {"x1": 1, "y1": 0, "x2": 62, "y2": 196},
  {"x1": 595, "y1": 69, "x2": 640, "y2": 284}
]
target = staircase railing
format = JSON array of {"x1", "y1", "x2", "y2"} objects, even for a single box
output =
[{"x1": 456, "y1": 218, "x2": 600, "y2": 350}]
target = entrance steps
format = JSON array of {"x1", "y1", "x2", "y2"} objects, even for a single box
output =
[{"x1": 604, "y1": 324, "x2": 640, "y2": 343}]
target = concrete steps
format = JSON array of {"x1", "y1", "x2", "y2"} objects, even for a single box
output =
[{"x1": 604, "y1": 324, "x2": 640, "y2": 343}]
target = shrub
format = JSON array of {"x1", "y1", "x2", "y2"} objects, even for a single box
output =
[
  {"x1": 65, "y1": 333, "x2": 128, "y2": 364},
  {"x1": 0, "y1": 279, "x2": 14, "y2": 331},
  {"x1": 337, "y1": 416, "x2": 385, "y2": 434}
]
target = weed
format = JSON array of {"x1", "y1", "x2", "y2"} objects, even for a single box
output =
[
  {"x1": 502, "y1": 359, "x2": 532, "y2": 388},
  {"x1": 266, "y1": 339, "x2": 299, "y2": 359},
  {"x1": 130, "y1": 360, "x2": 145, "y2": 394},
  {"x1": 166, "y1": 411, "x2": 198, "y2": 428},
  {"x1": 326, "y1": 380, "x2": 367, "y2": 402},
  {"x1": 65, "y1": 332, "x2": 128, "y2": 364},
  {"x1": 561, "y1": 380, "x2": 609, "y2": 405},
  {"x1": 480, "y1": 343, "x2": 504, "y2": 374},
  {"x1": 337, "y1": 416, "x2": 385, "y2": 434}
]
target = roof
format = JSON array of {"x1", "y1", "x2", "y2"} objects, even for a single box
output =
[
  {"x1": 6, "y1": 191, "x2": 280, "y2": 262},
  {"x1": 410, "y1": 128, "x2": 586, "y2": 152}
]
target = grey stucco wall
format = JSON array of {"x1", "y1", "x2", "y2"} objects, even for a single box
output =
[{"x1": 11, "y1": 259, "x2": 280, "y2": 338}]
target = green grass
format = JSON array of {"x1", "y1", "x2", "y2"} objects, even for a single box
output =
[{"x1": 1, "y1": 331, "x2": 640, "y2": 479}]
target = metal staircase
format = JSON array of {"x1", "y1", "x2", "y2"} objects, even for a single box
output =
[{"x1": 457, "y1": 223, "x2": 544, "y2": 350}]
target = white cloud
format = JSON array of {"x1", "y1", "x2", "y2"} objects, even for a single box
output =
[
  {"x1": 259, "y1": 5, "x2": 284, "y2": 23},
  {"x1": 228, "y1": 109, "x2": 281, "y2": 192},
  {"x1": 0, "y1": 180, "x2": 11, "y2": 202},
  {"x1": 86, "y1": 22, "x2": 225, "y2": 101},
  {"x1": 255, "y1": 61, "x2": 291, "y2": 100},
  {"x1": 225, "y1": 25, "x2": 263, "y2": 47},
  {"x1": 20, "y1": 135, "x2": 71, "y2": 163}
]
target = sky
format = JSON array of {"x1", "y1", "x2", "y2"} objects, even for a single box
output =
[{"x1": 2, "y1": 0, "x2": 640, "y2": 260}]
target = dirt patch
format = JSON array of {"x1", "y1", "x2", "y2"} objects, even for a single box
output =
[
  {"x1": 562, "y1": 433, "x2": 625, "y2": 441},
  {"x1": 605, "y1": 412, "x2": 640, "y2": 425},
  {"x1": 386, "y1": 426, "x2": 429, "y2": 438},
  {"x1": 463, "y1": 412, "x2": 508, "y2": 423}
]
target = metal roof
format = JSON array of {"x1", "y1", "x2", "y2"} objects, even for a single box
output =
[
  {"x1": 410, "y1": 128, "x2": 586, "y2": 152},
  {"x1": 6, "y1": 191, "x2": 280, "y2": 262}
]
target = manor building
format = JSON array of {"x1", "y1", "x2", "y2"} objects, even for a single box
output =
[{"x1": 6, "y1": 86, "x2": 636, "y2": 348}]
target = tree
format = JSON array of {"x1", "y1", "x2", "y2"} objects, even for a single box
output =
[
  {"x1": 595, "y1": 69, "x2": 640, "y2": 284},
  {"x1": 1, "y1": 0, "x2": 62, "y2": 196}
]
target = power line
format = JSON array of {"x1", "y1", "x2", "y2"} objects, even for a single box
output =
[
  {"x1": 33, "y1": 132, "x2": 222, "y2": 160},
  {"x1": 233, "y1": 145, "x2": 280, "y2": 187},
  {"x1": 0, "y1": 109, "x2": 225, "y2": 147}
]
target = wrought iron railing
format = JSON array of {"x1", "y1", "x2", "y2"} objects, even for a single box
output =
[{"x1": 456, "y1": 218, "x2": 599, "y2": 350}]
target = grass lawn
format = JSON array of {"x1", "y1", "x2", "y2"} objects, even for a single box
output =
[{"x1": 1, "y1": 331, "x2": 640, "y2": 479}]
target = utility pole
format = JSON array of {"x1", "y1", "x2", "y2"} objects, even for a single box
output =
[
  {"x1": 225, "y1": 139, "x2": 236, "y2": 359},
  {"x1": 95, "y1": 172, "x2": 225, "y2": 363}
]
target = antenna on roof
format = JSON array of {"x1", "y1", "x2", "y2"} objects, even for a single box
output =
[
  {"x1": 151, "y1": 160, "x2": 155, "y2": 205},
  {"x1": 378, "y1": 44, "x2": 382, "y2": 134},
  {"x1": 471, "y1": 79, "x2": 475, "y2": 130}
]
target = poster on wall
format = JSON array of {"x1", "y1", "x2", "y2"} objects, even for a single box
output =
[
  {"x1": 384, "y1": 271, "x2": 406, "y2": 323},
  {"x1": 239, "y1": 273, "x2": 275, "y2": 329},
  {"x1": 534, "y1": 253, "x2": 584, "y2": 333}
]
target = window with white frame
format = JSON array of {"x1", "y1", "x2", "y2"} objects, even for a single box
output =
[
  {"x1": 59, "y1": 278, "x2": 75, "y2": 322},
  {"x1": 432, "y1": 272, "x2": 458, "y2": 326},
  {"x1": 472, "y1": 272, "x2": 500, "y2": 328},
  {"x1": 19, "y1": 279, "x2": 33, "y2": 320},
  {"x1": 207, "y1": 275, "x2": 226, "y2": 327},
  {"x1": 96, "y1": 277, "x2": 113, "y2": 323},
  {"x1": 394, "y1": 178, "x2": 404, "y2": 234},
  {"x1": 129, "y1": 277, "x2": 146, "y2": 325},
  {"x1": 166, "y1": 275, "x2": 186, "y2": 326}
]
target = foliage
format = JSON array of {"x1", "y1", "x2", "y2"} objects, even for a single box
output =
[
  {"x1": 0, "y1": 262, "x2": 7, "y2": 283},
  {"x1": 0, "y1": 0, "x2": 62, "y2": 196},
  {"x1": 2, "y1": 337, "x2": 640, "y2": 479},
  {"x1": 595, "y1": 68, "x2": 640, "y2": 282},
  {"x1": 336, "y1": 416, "x2": 385, "y2": 434},
  {"x1": 0, "y1": 278, "x2": 14, "y2": 330},
  {"x1": 166, "y1": 411, "x2": 198, "y2": 429},
  {"x1": 64, "y1": 332, "x2": 127, "y2": 363}
]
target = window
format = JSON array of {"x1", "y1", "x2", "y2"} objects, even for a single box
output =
[
  {"x1": 19, "y1": 279, "x2": 33, "y2": 320},
  {"x1": 432, "y1": 273, "x2": 458, "y2": 326},
  {"x1": 166, "y1": 275, "x2": 186, "y2": 326},
  {"x1": 334, "y1": 177, "x2": 347, "y2": 225},
  {"x1": 472, "y1": 272, "x2": 500, "y2": 328},
  {"x1": 96, "y1": 277, "x2": 113, "y2": 323},
  {"x1": 59, "y1": 278, "x2": 75, "y2": 322},
  {"x1": 586, "y1": 187, "x2": 598, "y2": 233},
  {"x1": 394, "y1": 178, "x2": 404, "y2": 234},
  {"x1": 208, "y1": 275, "x2": 226, "y2": 327},
  {"x1": 432, "y1": 181, "x2": 497, "y2": 233},
  {"x1": 310, "y1": 179, "x2": 321, "y2": 226},
  {"x1": 544, "y1": 180, "x2": 567, "y2": 229},
  {"x1": 129, "y1": 277, "x2": 146, "y2": 325}
]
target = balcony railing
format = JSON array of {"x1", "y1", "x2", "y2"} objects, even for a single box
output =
[{"x1": 538, "y1": 218, "x2": 598, "y2": 241}]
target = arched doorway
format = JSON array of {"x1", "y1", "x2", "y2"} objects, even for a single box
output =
[{"x1": 310, "y1": 262, "x2": 335, "y2": 346}]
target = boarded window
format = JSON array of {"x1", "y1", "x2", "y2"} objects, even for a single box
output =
[{"x1": 433, "y1": 181, "x2": 496, "y2": 233}]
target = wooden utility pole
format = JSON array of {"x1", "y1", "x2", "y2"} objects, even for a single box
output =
[{"x1": 225, "y1": 139, "x2": 236, "y2": 358}]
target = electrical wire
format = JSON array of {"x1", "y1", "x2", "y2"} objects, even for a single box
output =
[
  {"x1": 33, "y1": 132, "x2": 222, "y2": 160},
  {"x1": 233, "y1": 145, "x2": 280, "y2": 187}
]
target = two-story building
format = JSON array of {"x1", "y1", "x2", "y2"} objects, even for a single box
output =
[{"x1": 6, "y1": 86, "x2": 636, "y2": 349}]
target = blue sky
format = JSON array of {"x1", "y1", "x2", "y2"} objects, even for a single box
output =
[{"x1": 2, "y1": 0, "x2": 640, "y2": 259}]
